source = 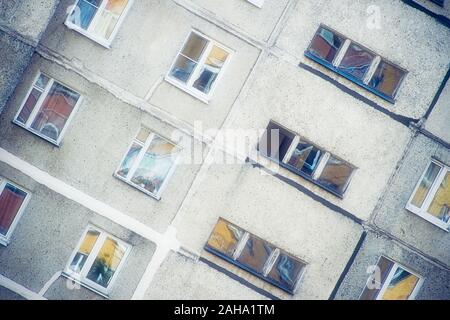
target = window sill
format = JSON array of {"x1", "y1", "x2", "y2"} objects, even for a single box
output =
[
  {"x1": 0, "y1": 237, "x2": 10, "y2": 247},
  {"x1": 12, "y1": 120, "x2": 61, "y2": 147},
  {"x1": 113, "y1": 173, "x2": 162, "y2": 201},
  {"x1": 164, "y1": 76, "x2": 210, "y2": 105},
  {"x1": 304, "y1": 51, "x2": 396, "y2": 104},
  {"x1": 246, "y1": 0, "x2": 264, "y2": 8},
  {"x1": 405, "y1": 205, "x2": 450, "y2": 232},
  {"x1": 61, "y1": 272, "x2": 110, "y2": 299},
  {"x1": 64, "y1": 21, "x2": 112, "y2": 49}
]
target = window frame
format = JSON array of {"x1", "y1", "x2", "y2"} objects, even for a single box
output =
[
  {"x1": 246, "y1": 0, "x2": 264, "y2": 8},
  {"x1": 258, "y1": 120, "x2": 357, "y2": 198},
  {"x1": 304, "y1": 24, "x2": 408, "y2": 104},
  {"x1": 64, "y1": 0, "x2": 134, "y2": 48},
  {"x1": 0, "y1": 178, "x2": 31, "y2": 246},
  {"x1": 113, "y1": 127, "x2": 182, "y2": 201},
  {"x1": 12, "y1": 71, "x2": 83, "y2": 147},
  {"x1": 63, "y1": 225, "x2": 132, "y2": 296},
  {"x1": 165, "y1": 29, "x2": 234, "y2": 104},
  {"x1": 204, "y1": 218, "x2": 307, "y2": 295},
  {"x1": 406, "y1": 159, "x2": 450, "y2": 231},
  {"x1": 360, "y1": 256, "x2": 423, "y2": 300}
]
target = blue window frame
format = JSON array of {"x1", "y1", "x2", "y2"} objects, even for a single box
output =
[
  {"x1": 257, "y1": 120, "x2": 356, "y2": 198},
  {"x1": 205, "y1": 218, "x2": 306, "y2": 294},
  {"x1": 304, "y1": 25, "x2": 407, "y2": 103}
]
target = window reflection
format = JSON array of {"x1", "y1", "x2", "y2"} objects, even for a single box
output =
[
  {"x1": 308, "y1": 27, "x2": 344, "y2": 64},
  {"x1": 338, "y1": 43, "x2": 375, "y2": 81},
  {"x1": 288, "y1": 142, "x2": 323, "y2": 176},
  {"x1": 207, "y1": 219, "x2": 245, "y2": 258},
  {"x1": 427, "y1": 172, "x2": 450, "y2": 223},
  {"x1": 316, "y1": 156, "x2": 354, "y2": 194},
  {"x1": 0, "y1": 183, "x2": 28, "y2": 236},
  {"x1": 267, "y1": 252, "x2": 305, "y2": 292},
  {"x1": 193, "y1": 46, "x2": 229, "y2": 94},
  {"x1": 70, "y1": 229, "x2": 100, "y2": 273},
  {"x1": 237, "y1": 235, "x2": 274, "y2": 274},
  {"x1": 369, "y1": 61, "x2": 406, "y2": 98},
  {"x1": 410, "y1": 162, "x2": 441, "y2": 208},
  {"x1": 381, "y1": 268, "x2": 420, "y2": 300}
]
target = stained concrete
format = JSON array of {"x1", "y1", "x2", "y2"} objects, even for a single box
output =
[
  {"x1": 144, "y1": 251, "x2": 267, "y2": 300},
  {"x1": 0, "y1": 163, "x2": 156, "y2": 300},
  {"x1": 372, "y1": 133, "x2": 450, "y2": 267},
  {"x1": 334, "y1": 231, "x2": 450, "y2": 300},
  {"x1": 0, "y1": 285, "x2": 26, "y2": 300},
  {"x1": 425, "y1": 80, "x2": 450, "y2": 145}
]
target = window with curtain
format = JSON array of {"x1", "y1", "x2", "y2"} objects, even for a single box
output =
[
  {"x1": 65, "y1": 226, "x2": 130, "y2": 294},
  {"x1": 258, "y1": 120, "x2": 356, "y2": 197},
  {"x1": 14, "y1": 73, "x2": 81, "y2": 145},
  {"x1": 167, "y1": 30, "x2": 232, "y2": 102},
  {"x1": 0, "y1": 179, "x2": 29, "y2": 245},
  {"x1": 115, "y1": 127, "x2": 181, "y2": 200},
  {"x1": 205, "y1": 218, "x2": 307, "y2": 294},
  {"x1": 360, "y1": 256, "x2": 422, "y2": 300},
  {"x1": 66, "y1": 0, "x2": 132, "y2": 45},
  {"x1": 305, "y1": 25, "x2": 407, "y2": 103},
  {"x1": 406, "y1": 160, "x2": 450, "y2": 230}
]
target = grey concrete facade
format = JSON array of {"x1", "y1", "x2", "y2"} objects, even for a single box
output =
[{"x1": 0, "y1": 0, "x2": 449, "y2": 300}]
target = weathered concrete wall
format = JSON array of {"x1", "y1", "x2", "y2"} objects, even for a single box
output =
[
  {"x1": 334, "y1": 231, "x2": 450, "y2": 300},
  {"x1": 40, "y1": 0, "x2": 260, "y2": 131},
  {"x1": 144, "y1": 252, "x2": 267, "y2": 300},
  {"x1": 275, "y1": 0, "x2": 450, "y2": 119},
  {"x1": 0, "y1": 55, "x2": 206, "y2": 233},
  {"x1": 413, "y1": 0, "x2": 450, "y2": 19},
  {"x1": 372, "y1": 133, "x2": 450, "y2": 267},
  {"x1": 172, "y1": 150, "x2": 363, "y2": 300},
  {"x1": 226, "y1": 53, "x2": 413, "y2": 221},
  {"x1": 0, "y1": 162, "x2": 156, "y2": 300},
  {"x1": 424, "y1": 80, "x2": 450, "y2": 144},
  {"x1": 188, "y1": 0, "x2": 290, "y2": 42},
  {"x1": 0, "y1": 32, "x2": 34, "y2": 114},
  {"x1": 0, "y1": 0, "x2": 60, "y2": 42}
]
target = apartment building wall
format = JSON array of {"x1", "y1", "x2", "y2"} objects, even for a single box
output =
[
  {"x1": 0, "y1": 0, "x2": 449, "y2": 300},
  {"x1": 0, "y1": 0, "x2": 59, "y2": 114},
  {"x1": 424, "y1": 81, "x2": 450, "y2": 144},
  {"x1": 334, "y1": 231, "x2": 450, "y2": 300},
  {"x1": 0, "y1": 162, "x2": 156, "y2": 300}
]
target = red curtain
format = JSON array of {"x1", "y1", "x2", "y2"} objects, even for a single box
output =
[{"x1": 0, "y1": 185, "x2": 26, "y2": 235}]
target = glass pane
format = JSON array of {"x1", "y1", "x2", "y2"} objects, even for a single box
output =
[
  {"x1": 427, "y1": 171, "x2": 450, "y2": 223},
  {"x1": 170, "y1": 55, "x2": 197, "y2": 83},
  {"x1": 131, "y1": 135, "x2": 179, "y2": 195},
  {"x1": 308, "y1": 27, "x2": 344, "y2": 64},
  {"x1": 116, "y1": 143, "x2": 142, "y2": 178},
  {"x1": 288, "y1": 141, "x2": 323, "y2": 176},
  {"x1": 369, "y1": 61, "x2": 406, "y2": 98},
  {"x1": 316, "y1": 156, "x2": 354, "y2": 194},
  {"x1": 16, "y1": 88, "x2": 42, "y2": 124},
  {"x1": 0, "y1": 183, "x2": 27, "y2": 236},
  {"x1": 30, "y1": 82, "x2": 80, "y2": 142},
  {"x1": 69, "y1": 229, "x2": 100, "y2": 273},
  {"x1": 381, "y1": 267, "x2": 420, "y2": 300},
  {"x1": 410, "y1": 162, "x2": 441, "y2": 208},
  {"x1": 135, "y1": 127, "x2": 150, "y2": 144},
  {"x1": 181, "y1": 33, "x2": 208, "y2": 62},
  {"x1": 86, "y1": 237, "x2": 127, "y2": 288},
  {"x1": 258, "y1": 121, "x2": 295, "y2": 162},
  {"x1": 360, "y1": 256, "x2": 394, "y2": 300},
  {"x1": 193, "y1": 46, "x2": 229, "y2": 94},
  {"x1": 237, "y1": 235, "x2": 274, "y2": 274},
  {"x1": 70, "y1": 0, "x2": 102, "y2": 30},
  {"x1": 92, "y1": 0, "x2": 128, "y2": 40},
  {"x1": 35, "y1": 74, "x2": 50, "y2": 90},
  {"x1": 267, "y1": 252, "x2": 305, "y2": 292},
  {"x1": 338, "y1": 43, "x2": 375, "y2": 81},
  {"x1": 206, "y1": 219, "x2": 245, "y2": 258}
]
